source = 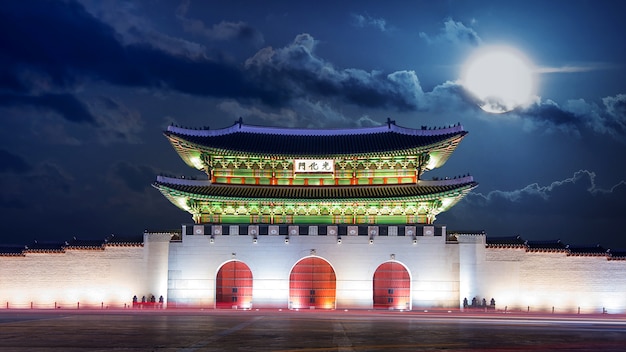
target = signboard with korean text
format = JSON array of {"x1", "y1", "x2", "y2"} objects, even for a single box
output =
[{"x1": 294, "y1": 159, "x2": 334, "y2": 173}]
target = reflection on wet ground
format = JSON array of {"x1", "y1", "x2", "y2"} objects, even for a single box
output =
[{"x1": 1, "y1": 309, "x2": 625, "y2": 351}]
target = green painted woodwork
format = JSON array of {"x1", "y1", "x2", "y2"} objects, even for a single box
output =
[
  {"x1": 202, "y1": 154, "x2": 425, "y2": 186},
  {"x1": 219, "y1": 215, "x2": 251, "y2": 224},
  {"x1": 293, "y1": 215, "x2": 330, "y2": 223}
]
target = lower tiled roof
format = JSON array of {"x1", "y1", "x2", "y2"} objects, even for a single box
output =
[
  {"x1": 24, "y1": 241, "x2": 66, "y2": 253},
  {"x1": 567, "y1": 244, "x2": 608, "y2": 256},
  {"x1": 0, "y1": 245, "x2": 26, "y2": 256},
  {"x1": 486, "y1": 235, "x2": 526, "y2": 248},
  {"x1": 154, "y1": 179, "x2": 477, "y2": 201},
  {"x1": 525, "y1": 240, "x2": 568, "y2": 252},
  {"x1": 65, "y1": 238, "x2": 106, "y2": 249}
]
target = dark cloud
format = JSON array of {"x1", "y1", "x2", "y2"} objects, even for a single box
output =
[
  {"x1": 0, "y1": 1, "x2": 124, "y2": 90},
  {"x1": 0, "y1": 149, "x2": 32, "y2": 173},
  {"x1": 601, "y1": 94, "x2": 626, "y2": 135},
  {"x1": 109, "y1": 161, "x2": 157, "y2": 193},
  {"x1": 520, "y1": 99, "x2": 581, "y2": 134},
  {"x1": 0, "y1": 162, "x2": 74, "y2": 215},
  {"x1": 244, "y1": 34, "x2": 428, "y2": 111},
  {"x1": 0, "y1": 198, "x2": 28, "y2": 210},
  {"x1": 176, "y1": 0, "x2": 264, "y2": 46},
  {"x1": 518, "y1": 94, "x2": 626, "y2": 140},
  {"x1": 0, "y1": 1, "x2": 270, "y2": 120},
  {"x1": 89, "y1": 97, "x2": 143, "y2": 144},
  {"x1": 0, "y1": 93, "x2": 95, "y2": 123},
  {"x1": 1, "y1": 0, "x2": 623, "y2": 142}
]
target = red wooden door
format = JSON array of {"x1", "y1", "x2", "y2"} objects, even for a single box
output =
[
  {"x1": 289, "y1": 257, "x2": 336, "y2": 309},
  {"x1": 216, "y1": 261, "x2": 253, "y2": 309},
  {"x1": 373, "y1": 261, "x2": 410, "y2": 309}
]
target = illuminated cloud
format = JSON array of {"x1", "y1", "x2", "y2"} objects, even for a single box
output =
[
  {"x1": 535, "y1": 63, "x2": 618, "y2": 73},
  {"x1": 351, "y1": 13, "x2": 389, "y2": 32},
  {"x1": 443, "y1": 170, "x2": 626, "y2": 245},
  {"x1": 244, "y1": 33, "x2": 428, "y2": 111},
  {"x1": 419, "y1": 18, "x2": 482, "y2": 46},
  {"x1": 520, "y1": 94, "x2": 626, "y2": 141}
]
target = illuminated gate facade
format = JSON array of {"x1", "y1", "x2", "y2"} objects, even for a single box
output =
[
  {"x1": 215, "y1": 260, "x2": 253, "y2": 309},
  {"x1": 373, "y1": 261, "x2": 411, "y2": 310},
  {"x1": 289, "y1": 257, "x2": 336, "y2": 309}
]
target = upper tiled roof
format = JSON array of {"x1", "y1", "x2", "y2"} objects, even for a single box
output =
[
  {"x1": 165, "y1": 119, "x2": 466, "y2": 156},
  {"x1": 154, "y1": 176, "x2": 477, "y2": 201}
]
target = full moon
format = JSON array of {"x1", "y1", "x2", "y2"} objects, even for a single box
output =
[{"x1": 461, "y1": 46, "x2": 535, "y2": 113}]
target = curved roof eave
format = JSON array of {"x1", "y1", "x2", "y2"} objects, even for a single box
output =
[
  {"x1": 167, "y1": 120, "x2": 465, "y2": 138},
  {"x1": 153, "y1": 176, "x2": 477, "y2": 203},
  {"x1": 165, "y1": 130, "x2": 467, "y2": 159}
]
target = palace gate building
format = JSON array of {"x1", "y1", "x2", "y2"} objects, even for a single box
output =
[{"x1": 1, "y1": 119, "x2": 626, "y2": 312}]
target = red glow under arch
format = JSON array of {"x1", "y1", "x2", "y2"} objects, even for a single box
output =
[
  {"x1": 373, "y1": 261, "x2": 410, "y2": 310},
  {"x1": 216, "y1": 260, "x2": 253, "y2": 309},
  {"x1": 289, "y1": 257, "x2": 336, "y2": 309}
]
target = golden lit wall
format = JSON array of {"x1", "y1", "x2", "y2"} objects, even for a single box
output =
[
  {"x1": 0, "y1": 233, "x2": 171, "y2": 309},
  {"x1": 478, "y1": 247, "x2": 626, "y2": 313}
]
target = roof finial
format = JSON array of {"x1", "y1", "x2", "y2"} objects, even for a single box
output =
[{"x1": 237, "y1": 117, "x2": 243, "y2": 127}]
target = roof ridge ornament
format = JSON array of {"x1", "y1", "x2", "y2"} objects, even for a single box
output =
[{"x1": 386, "y1": 117, "x2": 396, "y2": 128}]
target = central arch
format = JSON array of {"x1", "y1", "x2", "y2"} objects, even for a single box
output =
[
  {"x1": 215, "y1": 260, "x2": 253, "y2": 309},
  {"x1": 373, "y1": 261, "x2": 411, "y2": 310},
  {"x1": 289, "y1": 257, "x2": 336, "y2": 309}
]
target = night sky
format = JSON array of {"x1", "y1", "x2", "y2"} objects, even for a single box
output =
[{"x1": 1, "y1": 1, "x2": 625, "y2": 249}]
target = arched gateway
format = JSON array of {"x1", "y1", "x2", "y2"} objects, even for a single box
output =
[
  {"x1": 289, "y1": 257, "x2": 336, "y2": 309},
  {"x1": 215, "y1": 260, "x2": 253, "y2": 309},
  {"x1": 373, "y1": 261, "x2": 411, "y2": 310}
]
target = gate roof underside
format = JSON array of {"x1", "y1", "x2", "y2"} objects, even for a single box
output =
[{"x1": 153, "y1": 176, "x2": 477, "y2": 202}]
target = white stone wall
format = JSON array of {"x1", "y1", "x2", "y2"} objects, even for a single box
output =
[
  {"x1": 4, "y1": 230, "x2": 625, "y2": 312},
  {"x1": 166, "y1": 232, "x2": 460, "y2": 309},
  {"x1": 475, "y1": 243, "x2": 626, "y2": 313},
  {"x1": 0, "y1": 233, "x2": 171, "y2": 309}
]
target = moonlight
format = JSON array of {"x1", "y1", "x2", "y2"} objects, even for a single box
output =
[{"x1": 462, "y1": 46, "x2": 535, "y2": 113}]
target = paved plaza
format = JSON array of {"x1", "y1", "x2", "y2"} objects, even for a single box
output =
[{"x1": 1, "y1": 309, "x2": 626, "y2": 351}]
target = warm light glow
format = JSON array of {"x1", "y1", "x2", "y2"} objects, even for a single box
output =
[
  {"x1": 462, "y1": 46, "x2": 535, "y2": 113},
  {"x1": 440, "y1": 197, "x2": 454, "y2": 209},
  {"x1": 189, "y1": 155, "x2": 204, "y2": 170},
  {"x1": 176, "y1": 197, "x2": 190, "y2": 211}
]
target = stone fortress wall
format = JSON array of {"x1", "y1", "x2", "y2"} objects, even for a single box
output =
[
  {"x1": 458, "y1": 234, "x2": 626, "y2": 314},
  {"x1": 0, "y1": 233, "x2": 170, "y2": 309},
  {"x1": 1, "y1": 230, "x2": 625, "y2": 312}
]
